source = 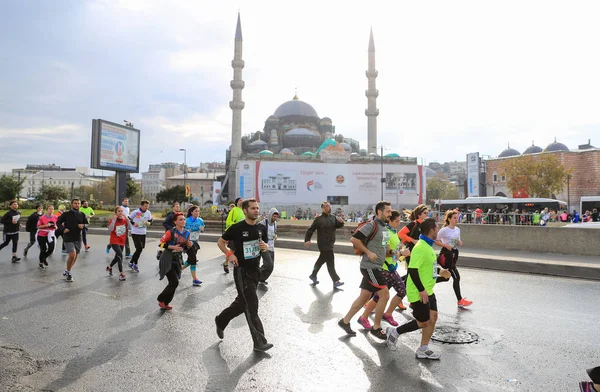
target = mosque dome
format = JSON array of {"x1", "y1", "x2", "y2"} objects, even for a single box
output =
[
  {"x1": 279, "y1": 148, "x2": 294, "y2": 155},
  {"x1": 282, "y1": 127, "x2": 322, "y2": 148},
  {"x1": 523, "y1": 142, "x2": 543, "y2": 155},
  {"x1": 498, "y1": 144, "x2": 521, "y2": 158},
  {"x1": 273, "y1": 95, "x2": 319, "y2": 118},
  {"x1": 544, "y1": 139, "x2": 569, "y2": 153},
  {"x1": 248, "y1": 139, "x2": 268, "y2": 153}
]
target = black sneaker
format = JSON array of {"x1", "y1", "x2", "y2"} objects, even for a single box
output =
[
  {"x1": 23, "y1": 249, "x2": 28, "y2": 257},
  {"x1": 66, "y1": 274, "x2": 73, "y2": 282},
  {"x1": 309, "y1": 275, "x2": 319, "y2": 285},
  {"x1": 43, "y1": 260, "x2": 48, "y2": 266},
  {"x1": 38, "y1": 263, "x2": 44, "y2": 269},
  {"x1": 11, "y1": 256, "x2": 21, "y2": 263},
  {"x1": 223, "y1": 262, "x2": 230, "y2": 274},
  {"x1": 215, "y1": 317, "x2": 224, "y2": 339},
  {"x1": 259, "y1": 280, "x2": 268, "y2": 285},
  {"x1": 338, "y1": 319, "x2": 356, "y2": 336},
  {"x1": 106, "y1": 266, "x2": 113, "y2": 276},
  {"x1": 253, "y1": 342, "x2": 273, "y2": 352}
]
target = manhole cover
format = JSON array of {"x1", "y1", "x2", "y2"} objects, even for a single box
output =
[{"x1": 431, "y1": 327, "x2": 479, "y2": 344}]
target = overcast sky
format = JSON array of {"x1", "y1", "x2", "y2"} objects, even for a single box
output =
[{"x1": 2, "y1": 0, "x2": 600, "y2": 176}]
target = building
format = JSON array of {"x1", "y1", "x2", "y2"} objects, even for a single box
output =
[
  {"x1": 165, "y1": 172, "x2": 224, "y2": 205},
  {"x1": 484, "y1": 139, "x2": 600, "y2": 211},
  {"x1": 21, "y1": 170, "x2": 105, "y2": 198},
  {"x1": 141, "y1": 162, "x2": 183, "y2": 203}
]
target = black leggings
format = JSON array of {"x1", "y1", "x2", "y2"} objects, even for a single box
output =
[
  {"x1": 110, "y1": 244, "x2": 124, "y2": 273},
  {"x1": 131, "y1": 234, "x2": 146, "y2": 265},
  {"x1": 0, "y1": 233, "x2": 19, "y2": 253},
  {"x1": 38, "y1": 236, "x2": 55, "y2": 263},
  {"x1": 157, "y1": 266, "x2": 179, "y2": 305},
  {"x1": 437, "y1": 248, "x2": 463, "y2": 301},
  {"x1": 24, "y1": 232, "x2": 36, "y2": 251}
]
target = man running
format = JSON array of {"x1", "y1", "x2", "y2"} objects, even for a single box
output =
[
  {"x1": 57, "y1": 198, "x2": 88, "y2": 282},
  {"x1": 129, "y1": 200, "x2": 153, "y2": 272},
  {"x1": 0, "y1": 200, "x2": 22, "y2": 263},
  {"x1": 259, "y1": 208, "x2": 279, "y2": 284},
  {"x1": 222, "y1": 197, "x2": 244, "y2": 273},
  {"x1": 305, "y1": 201, "x2": 345, "y2": 288},
  {"x1": 214, "y1": 198, "x2": 273, "y2": 352},
  {"x1": 106, "y1": 198, "x2": 131, "y2": 258},
  {"x1": 338, "y1": 201, "x2": 392, "y2": 339},
  {"x1": 79, "y1": 200, "x2": 95, "y2": 251},
  {"x1": 157, "y1": 201, "x2": 180, "y2": 260},
  {"x1": 386, "y1": 218, "x2": 451, "y2": 359},
  {"x1": 23, "y1": 203, "x2": 43, "y2": 257}
]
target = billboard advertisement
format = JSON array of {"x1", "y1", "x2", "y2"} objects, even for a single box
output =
[
  {"x1": 466, "y1": 152, "x2": 480, "y2": 197},
  {"x1": 91, "y1": 119, "x2": 140, "y2": 173},
  {"x1": 212, "y1": 181, "x2": 222, "y2": 205},
  {"x1": 236, "y1": 160, "x2": 423, "y2": 206}
]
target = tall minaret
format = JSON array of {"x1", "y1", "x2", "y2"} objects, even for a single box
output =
[
  {"x1": 365, "y1": 27, "x2": 379, "y2": 154},
  {"x1": 229, "y1": 12, "x2": 245, "y2": 199}
]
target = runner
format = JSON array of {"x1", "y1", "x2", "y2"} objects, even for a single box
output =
[
  {"x1": 434, "y1": 210, "x2": 473, "y2": 308},
  {"x1": 157, "y1": 212, "x2": 191, "y2": 310},
  {"x1": 79, "y1": 200, "x2": 95, "y2": 251},
  {"x1": 214, "y1": 198, "x2": 273, "y2": 352},
  {"x1": 304, "y1": 201, "x2": 345, "y2": 288},
  {"x1": 182, "y1": 205, "x2": 204, "y2": 287},
  {"x1": 386, "y1": 218, "x2": 451, "y2": 359},
  {"x1": 259, "y1": 208, "x2": 279, "y2": 284},
  {"x1": 106, "y1": 206, "x2": 131, "y2": 281},
  {"x1": 399, "y1": 204, "x2": 428, "y2": 293},
  {"x1": 106, "y1": 198, "x2": 131, "y2": 258},
  {"x1": 23, "y1": 203, "x2": 43, "y2": 257},
  {"x1": 57, "y1": 198, "x2": 88, "y2": 282},
  {"x1": 579, "y1": 366, "x2": 600, "y2": 392},
  {"x1": 222, "y1": 197, "x2": 245, "y2": 273},
  {"x1": 157, "y1": 202, "x2": 180, "y2": 260},
  {"x1": 338, "y1": 201, "x2": 392, "y2": 339},
  {"x1": 129, "y1": 200, "x2": 153, "y2": 272},
  {"x1": 357, "y1": 210, "x2": 411, "y2": 329},
  {"x1": 0, "y1": 200, "x2": 22, "y2": 263},
  {"x1": 36, "y1": 205, "x2": 57, "y2": 269}
]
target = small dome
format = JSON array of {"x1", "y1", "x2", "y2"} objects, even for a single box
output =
[
  {"x1": 340, "y1": 142, "x2": 352, "y2": 152},
  {"x1": 385, "y1": 153, "x2": 400, "y2": 158},
  {"x1": 279, "y1": 148, "x2": 294, "y2": 155},
  {"x1": 523, "y1": 142, "x2": 543, "y2": 155},
  {"x1": 544, "y1": 139, "x2": 569, "y2": 152},
  {"x1": 368, "y1": 152, "x2": 380, "y2": 157},
  {"x1": 301, "y1": 151, "x2": 315, "y2": 156},
  {"x1": 247, "y1": 139, "x2": 268, "y2": 153},
  {"x1": 267, "y1": 115, "x2": 279, "y2": 121},
  {"x1": 425, "y1": 167, "x2": 437, "y2": 178},
  {"x1": 498, "y1": 143, "x2": 521, "y2": 158},
  {"x1": 320, "y1": 117, "x2": 332, "y2": 124},
  {"x1": 258, "y1": 150, "x2": 274, "y2": 155},
  {"x1": 249, "y1": 140, "x2": 267, "y2": 146},
  {"x1": 273, "y1": 95, "x2": 319, "y2": 118},
  {"x1": 282, "y1": 127, "x2": 322, "y2": 148}
]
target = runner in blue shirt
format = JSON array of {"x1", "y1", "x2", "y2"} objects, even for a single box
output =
[{"x1": 183, "y1": 205, "x2": 205, "y2": 286}]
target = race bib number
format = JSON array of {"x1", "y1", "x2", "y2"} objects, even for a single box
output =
[
  {"x1": 433, "y1": 263, "x2": 439, "y2": 279},
  {"x1": 190, "y1": 231, "x2": 200, "y2": 242},
  {"x1": 12, "y1": 215, "x2": 20, "y2": 224},
  {"x1": 115, "y1": 225, "x2": 126, "y2": 236},
  {"x1": 243, "y1": 239, "x2": 260, "y2": 260},
  {"x1": 381, "y1": 230, "x2": 390, "y2": 247}
]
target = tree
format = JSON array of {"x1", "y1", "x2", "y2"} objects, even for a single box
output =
[
  {"x1": 0, "y1": 175, "x2": 25, "y2": 202},
  {"x1": 126, "y1": 177, "x2": 140, "y2": 198},
  {"x1": 426, "y1": 176, "x2": 459, "y2": 201},
  {"x1": 156, "y1": 185, "x2": 186, "y2": 204},
  {"x1": 36, "y1": 184, "x2": 69, "y2": 201},
  {"x1": 499, "y1": 154, "x2": 570, "y2": 197}
]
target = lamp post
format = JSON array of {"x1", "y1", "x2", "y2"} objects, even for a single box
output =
[
  {"x1": 567, "y1": 174, "x2": 572, "y2": 212},
  {"x1": 373, "y1": 145, "x2": 387, "y2": 201},
  {"x1": 180, "y1": 148, "x2": 189, "y2": 204}
]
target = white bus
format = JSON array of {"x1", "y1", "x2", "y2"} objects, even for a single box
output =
[{"x1": 580, "y1": 196, "x2": 600, "y2": 214}]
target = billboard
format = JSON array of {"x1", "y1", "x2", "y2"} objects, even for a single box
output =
[
  {"x1": 212, "y1": 181, "x2": 222, "y2": 205},
  {"x1": 91, "y1": 119, "x2": 140, "y2": 173},
  {"x1": 466, "y1": 152, "x2": 480, "y2": 197},
  {"x1": 236, "y1": 160, "x2": 423, "y2": 206}
]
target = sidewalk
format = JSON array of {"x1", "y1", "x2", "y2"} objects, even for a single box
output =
[{"x1": 87, "y1": 228, "x2": 600, "y2": 280}]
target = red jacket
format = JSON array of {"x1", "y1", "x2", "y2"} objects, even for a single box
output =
[{"x1": 108, "y1": 217, "x2": 130, "y2": 246}]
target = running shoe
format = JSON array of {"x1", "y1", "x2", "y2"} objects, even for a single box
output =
[
  {"x1": 66, "y1": 274, "x2": 73, "y2": 283},
  {"x1": 457, "y1": 298, "x2": 473, "y2": 308},
  {"x1": 63, "y1": 270, "x2": 68, "y2": 277},
  {"x1": 337, "y1": 319, "x2": 356, "y2": 336},
  {"x1": 333, "y1": 281, "x2": 345, "y2": 288},
  {"x1": 253, "y1": 342, "x2": 274, "y2": 352},
  {"x1": 192, "y1": 279, "x2": 202, "y2": 286},
  {"x1": 85, "y1": 245, "x2": 90, "y2": 251},
  {"x1": 222, "y1": 262, "x2": 229, "y2": 274},
  {"x1": 158, "y1": 301, "x2": 172, "y2": 310},
  {"x1": 386, "y1": 327, "x2": 399, "y2": 351},
  {"x1": 38, "y1": 263, "x2": 44, "y2": 269},
  {"x1": 579, "y1": 381, "x2": 598, "y2": 392},
  {"x1": 357, "y1": 316, "x2": 372, "y2": 329},
  {"x1": 309, "y1": 275, "x2": 319, "y2": 285},
  {"x1": 105, "y1": 266, "x2": 113, "y2": 276},
  {"x1": 128, "y1": 263, "x2": 134, "y2": 270},
  {"x1": 105, "y1": 245, "x2": 110, "y2": 254},
  {"x1": 259, "y1": 280, "x2": 268, "y2": 285},
  {"x1": 397, "y1": 302, "x2": 407, "y2": 311},
  {"x1": 125, "y1": 254, "x2": 133, "y2": 259},
  {"x1": 133, "y1": 264, "x2": 139, "y2": 273},
  {"x1": 119, "y1": 274, "x2": 126, "y2": 281},
  {"x1": 370, "y1": 327, "x2": 387, "y2": 340},
  {"x1": 11, "y1": 256, "x2": 21, "y2": 263},
  {"x1": 382, "y1": 314, "x2": 398, "y2": 327},
  {"x1": 415, "y1": 348, "x2": 441, "y2": 360},
  {"x1": 215, "y1": 317, "x2": 224, "y2": 339},
  {"x1": 43, "y1": 260, "x2": 48, "y2": 267},
  {"x1": 23, "y1": 248, "x2": 28, "y2": 257}
]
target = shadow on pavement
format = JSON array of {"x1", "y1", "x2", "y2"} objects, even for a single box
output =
[{"x1": 293, "y1": 286, "x2": 343, "y2": 334}]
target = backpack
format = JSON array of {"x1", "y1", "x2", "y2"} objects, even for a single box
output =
[{"x1": 351, "y1": 220, "x2": 378, "y2": 255}]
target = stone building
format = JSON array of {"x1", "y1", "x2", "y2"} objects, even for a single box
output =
[{"x1": 165, "y1": 172, "x2": 225, "y2": 205}]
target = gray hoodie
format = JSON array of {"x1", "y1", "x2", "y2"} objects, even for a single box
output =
[{"x1": 263, "y1": 208, "x2": 279, "y2": 251}]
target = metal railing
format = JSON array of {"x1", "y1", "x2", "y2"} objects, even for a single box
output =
[{"x1": 429, "y1": 211, "x2": 564, "y2": 225}]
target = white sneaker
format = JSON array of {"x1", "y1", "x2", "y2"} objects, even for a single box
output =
[
  {"x1": 386, "y1": 327, "x2": 398, "y2": 351},
  {"x1": 415, "y1": 348, "x2": 440, "y2": 360}
]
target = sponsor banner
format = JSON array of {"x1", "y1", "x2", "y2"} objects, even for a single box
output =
[
  {"x1": 212, "y1": 181, "x2": 221, "y2": 204},
  {"x1": 466, "y1": 152, "x2": 480, "y2": 197}
]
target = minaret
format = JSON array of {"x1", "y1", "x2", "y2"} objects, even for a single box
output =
[
  {"x1": 229, "y1": 12, "x2": 245, "y2": 199},
  {"x1": 365, "y1": 27, "x2": 379, "y2": 154}
]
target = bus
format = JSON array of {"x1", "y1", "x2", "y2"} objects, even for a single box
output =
[{"x1": 580, "y1": 196, "x2": 600, "y2": 214}]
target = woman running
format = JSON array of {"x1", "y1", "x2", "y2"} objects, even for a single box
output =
[
  {"x1": 435, "y1": 210, "x2": 472, "y2": 308},
  {"x1": 36, "y1": 205, "x2": 58, "y2": 269},
  {"x1": 106, "y1": 206, "x2": 131, "y2": 281},
  {"x1": 183, "y1": 205, "x2": 205, "y2": 287},
  {"x1": 157, "y1": 212, "x2": 191, "y2": 310},
  {"x1": 358, "y1": 210, "x2": 411, "y2": 328}
]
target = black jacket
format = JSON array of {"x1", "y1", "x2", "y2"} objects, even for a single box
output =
[
  {"x1": 163, "y1": 211, "x2": 175, "y2": 231},
  {"x1": 1, "y1": 209, "x2": 21, "y2": 234},
  {"x1": 57, "y1": 209, "x2": 88, "y2": 242},
  {"x1": 26, "y1": 212, "x2": 41, "y2": 233},
  {"x1": 304, "y1": 213, "x2": 344, "y2": 251}
]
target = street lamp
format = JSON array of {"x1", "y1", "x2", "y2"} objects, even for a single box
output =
[
  {"x1": 373, "y1": 145, "x2": 387, "y2": 201},
  {"x1": 179, "y1": 148, "x2": 189, "y2": 204},
  {"x1": 567, "y1": 174, "x2": 572, "y2": 212}
]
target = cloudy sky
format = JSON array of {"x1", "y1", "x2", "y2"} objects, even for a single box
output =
[{"x1": 2, "y1": 0, "x2": 600, "y2": 176}]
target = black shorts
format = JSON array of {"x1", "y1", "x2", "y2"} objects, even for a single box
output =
[
  {"x1": 359, "y1": 268, "x2": 388, "y2": 293},
  {"x1": 411, "y1": 294, "x2": 437, "y2": 323}
]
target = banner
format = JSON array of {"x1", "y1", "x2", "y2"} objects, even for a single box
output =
[
  {"x1": 466, "y1": 152, "x2": 480, "y2": 197},
  {"x1": 212, "y1": 181, "x2": 222, "y2": 205}
]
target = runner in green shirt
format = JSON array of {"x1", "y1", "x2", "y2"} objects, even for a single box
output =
[{"x1": 79, "y1": 200, "x2": 95, "y2": 251}]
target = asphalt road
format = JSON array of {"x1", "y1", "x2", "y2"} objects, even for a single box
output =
[{"x1": 1, "y1": 234, "x2": 598, "y2": 391}]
